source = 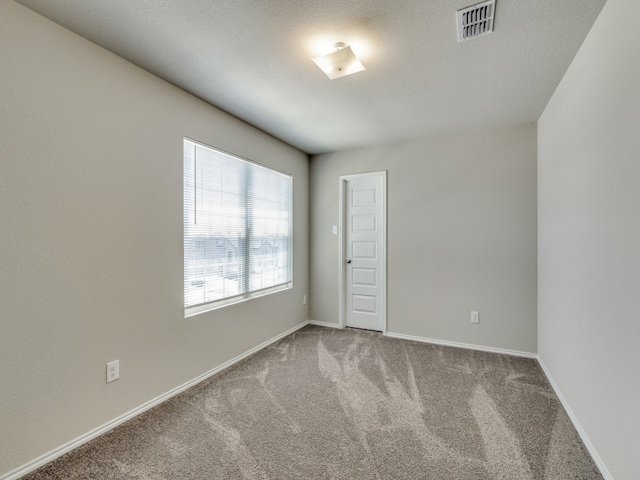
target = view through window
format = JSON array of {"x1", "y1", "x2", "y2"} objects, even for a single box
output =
[{"x1": 184, "y1": 139, "x2": 292, "y2": 312}]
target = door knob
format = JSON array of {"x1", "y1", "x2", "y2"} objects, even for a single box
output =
[{"x1": 346, "y1": 259, "x2": 352, "y2": 264}]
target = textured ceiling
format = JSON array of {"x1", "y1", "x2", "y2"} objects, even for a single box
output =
[{"x1": 15, "y1": 0, "x2": 607, "y2": 154}]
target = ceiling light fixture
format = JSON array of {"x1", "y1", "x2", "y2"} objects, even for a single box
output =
[{"x1": 312, "y1": 42, "x2": 365, "y2": 80}]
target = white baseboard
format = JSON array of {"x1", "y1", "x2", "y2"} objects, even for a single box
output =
[
  {"x1": 1, "y1": 321, "x2": 310, "y2": 480},
  {"x1": 384, "y1": 331, "x2": 537, "y2": 359},
  {"x1": 308, "y1": 320, "x2": 342, "y2": 329},
  {"x1": 536, "y1": 357, "x2": 613, "y2": 480}
]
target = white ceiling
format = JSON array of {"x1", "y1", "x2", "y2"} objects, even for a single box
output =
[{"x1": 16, "y1": 0, "x2": 607, "y2": 154}]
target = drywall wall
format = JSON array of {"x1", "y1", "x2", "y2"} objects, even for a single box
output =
[
  {"x1": 0, "y1": 2, "x2": 308, "y2": 477},
  {"x1": 538, "y1": 0, "x2": 640, "y2": 477},
  {"x1": 310, "y1": 125, "x2": 537, "y2": 353}
]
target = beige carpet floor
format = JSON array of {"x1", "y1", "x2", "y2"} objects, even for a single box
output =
[{"x1": 23, "y1": 325, "x2": 602, "y2": 479}]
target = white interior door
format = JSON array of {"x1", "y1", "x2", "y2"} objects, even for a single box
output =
[{"x1": 341, "y1": 171, "x2": 386, "y2": 332}]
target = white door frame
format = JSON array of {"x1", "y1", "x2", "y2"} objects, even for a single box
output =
[{"x1": 338, "y1": 171, "x2": 387, "y2": 334}]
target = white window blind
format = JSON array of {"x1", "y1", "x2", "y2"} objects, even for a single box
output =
[{"x1": 184, "y1": 139, "x2": 292, "y2": 311}]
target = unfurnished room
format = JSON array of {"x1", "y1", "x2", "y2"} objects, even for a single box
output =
[{"x1": 0, "y1": 0, "x2": 638, "y2": 479}]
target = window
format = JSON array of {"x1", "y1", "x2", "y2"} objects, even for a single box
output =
[{"x1": 184, "y1": 139, "x2": 292, "y2": 315}]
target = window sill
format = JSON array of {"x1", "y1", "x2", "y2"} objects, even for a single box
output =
[{"x1": 184, "y1": 282, "x2": 292, "y2": 318}]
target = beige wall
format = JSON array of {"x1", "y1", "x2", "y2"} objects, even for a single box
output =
[
  {"x1": 538, "y1": 0, "x2": 640, "y2": 478},
  {"x1": 0, "y1": 2, "x2": 308, "y2": 476},
  {"x1": 310, "y1": 125, "x2": 538, "y2": 353}
]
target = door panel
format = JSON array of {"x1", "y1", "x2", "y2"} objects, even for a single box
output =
[
  {"x1": 352, "y1": 214, "x2": 376, "y2": 232},
  {"x1": 352, "y1": 241, "x2": 376, "y2": 259},
  {"x1": 352, "y1": 268, "x2": 376, "y2": 286},
  {"x1": 352, "y1": 294, "x2": 377, "y2": 313},
  {"x1": 344, "y1": 172, "x2": 386, "y2": 331}
]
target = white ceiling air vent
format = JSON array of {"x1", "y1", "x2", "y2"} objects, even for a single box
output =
[{"x1": 457, "y1": 0, "x2": 495, "y2": 42}]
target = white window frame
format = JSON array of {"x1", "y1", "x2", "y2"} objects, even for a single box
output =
[{"x1": 183, "y1": 138, "x2": 293, "y2": 317}]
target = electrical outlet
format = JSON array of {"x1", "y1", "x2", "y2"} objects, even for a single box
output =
[
  {"x1": 106, "y1": 360, "x2": 119, "y2": 383},
  {"x1": 471, "y1": 311, "x2": 479, "y2": 324},
  {"x1": 303, "y1": 294, "x2": 307, "y2": 305},
  {"x1": 332, "y1": 225, "x2": 338, "y2": 235}
]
